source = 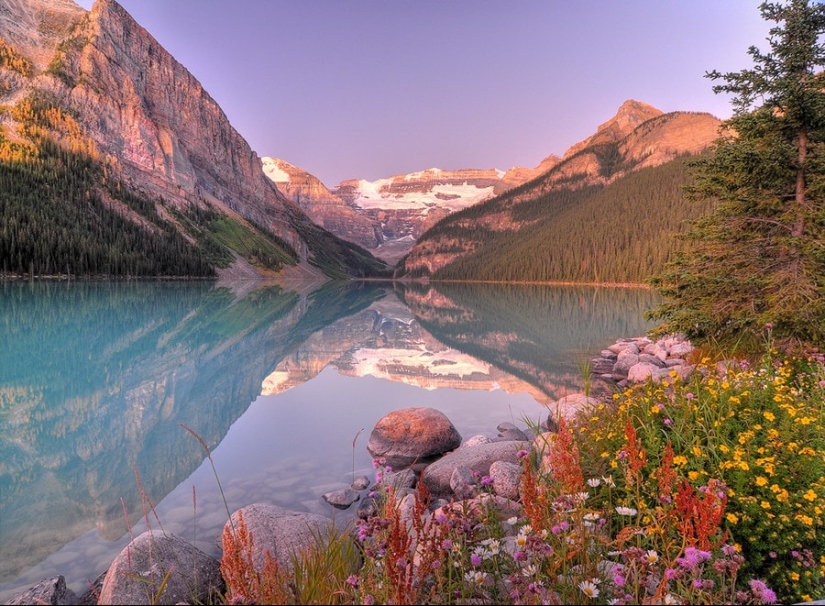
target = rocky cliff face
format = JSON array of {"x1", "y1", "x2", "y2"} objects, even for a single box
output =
[
  {"x1": 262, "y1": 157, "x2": 382, "y2": 250},
  {"x1": 262, "y1": 162, "x2": 548, "y2": 265},
  {"x1": 1, "y1": 0, "x2": 393, "y2": 278},
  {"x1": 49, "y1": 0, "x2": 309, "y2": 257}
]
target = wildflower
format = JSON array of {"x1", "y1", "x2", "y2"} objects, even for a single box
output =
[
  {"x1": 480, "y1": 475, "x2": 494, "y2": 486},
  {"x1": 602, "y1": 475, "x2": 616, "y2": 487},
  {"x1": 579, "y1": 580, "x2": 600, "y2": 599},
  {"x1": 482, "y1": 538, "x2": 501, "y2": 555},
  {"x1": 464, "y1": 570, "x2": 488, "y2": 586},
  {"x1": 587, "y1": 477, "x2": 602, "y2": 487},
  {"x1": 615, "y1": 506, "x2": 637, "y2": 516},
  {"x1": 516, "y1": 449, "x2": 530, "y2": 459},
  {"x1": 748, "y1": 579, "x2": 777, "y2": 604},
  {"x1": 645, "y1": 549, "x2": 659, "y2": 564},
  {"x1": 345, "y1": 574, "x2": 359, "y2": 588},
  {"x1": 506, "y1": 516, "x2": 519, "y2": 525},
  {"x1": 803, "y1": 489, "x2": 818, "y2": 502},
  {"x1": 521, "y1": 563, "x2": 538, "y2": 577},
  {"x1": 470, "y1": 553, "x2": 482, "y2": 567},
  {"x1": 441, "y1": 539, "x2": 453, "y2": 551}
]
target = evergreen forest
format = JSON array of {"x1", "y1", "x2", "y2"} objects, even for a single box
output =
[{"x1": 401, "y1": 155, "x2": 716, "y2": 284}]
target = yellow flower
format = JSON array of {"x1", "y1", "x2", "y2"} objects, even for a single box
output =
[
  {"x1": 673, "y1": 456, "x2": 688, "y2": 466},
  {"x1": 756, "y1": 477, "x2": 768, "y2": 487},
  {"x1": 791, "y1": 572, "x2": 800, "y2": 581},
  {"x1": 726, "y1": 513, "x2": 739, "y2": 524},
  {"x1": 763, "y1": 411, "x2": 776, "y2": 422},
  {"x1": 761, "y1": 501, "x2": 771, "y2": 510},
  {"x1": 804, "y1": 489, "x2": 818, "y2": 502},
  {"x1": 688, "y1": 471, "x2": 700, "y2": 481},
  {"x1": 692, "y1": 446, "x2": 702, "y2": 458}
]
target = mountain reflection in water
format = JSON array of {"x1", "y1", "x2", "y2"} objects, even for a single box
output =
[{"x1": 0, "y1": 279, "x2": 657, "y2": 601}]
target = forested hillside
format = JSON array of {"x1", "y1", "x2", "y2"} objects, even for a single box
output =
[
  {"x1": 0, "y1": 96, "x2": 299, "y2": 278},
  {"x1": 398, "y1": 155, "x2": 716, "y2": 284}
]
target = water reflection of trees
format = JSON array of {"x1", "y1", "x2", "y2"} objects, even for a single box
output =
[{"x1": 395, "y1": 282, "x2": 658, "y2": 400}]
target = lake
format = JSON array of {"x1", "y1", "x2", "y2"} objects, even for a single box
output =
[{"x1": 0, "y1": 279, "x2": 658, "y2": 601}]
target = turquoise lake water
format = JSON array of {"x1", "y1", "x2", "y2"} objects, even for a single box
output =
[{"x1": 0, "y1": 279, "x2": 659, "y2": 600}]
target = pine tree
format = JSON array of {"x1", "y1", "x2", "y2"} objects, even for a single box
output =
[{"x1": 649, "y1": 0, "x2": 825, "y2": 352}]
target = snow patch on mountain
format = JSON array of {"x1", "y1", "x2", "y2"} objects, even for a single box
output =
[
  {"x1": 261, "y1": 157, "x2": 291, "y2": 183},
  {"x1": 351, "y1": 179, "x2": 496, "y2": 212}
]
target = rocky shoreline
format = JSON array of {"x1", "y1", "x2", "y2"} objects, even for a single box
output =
[{"x1": 5, "y1": 335, "x2": 698, "y2": 605}]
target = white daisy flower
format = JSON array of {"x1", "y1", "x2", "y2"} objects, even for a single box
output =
[
  {"x1": 579, "y1": 579, "x2": 600, "y2": 599},
  {"x1": 615, "y1": 506, "x2": 638, "y2": 516}
]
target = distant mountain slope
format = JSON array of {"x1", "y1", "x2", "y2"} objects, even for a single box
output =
[
  {"x1": 0, "y1": 0, "x2": 391, "y2": 279},
  {"x1": 398, "y1": 106, "x2": 722, "y2": 283},
  {"x1": 264, "y1": 100, "x2": 719, "y2": 270}
]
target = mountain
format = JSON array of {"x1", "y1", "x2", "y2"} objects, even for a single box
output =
[
  {"x1": 262, "y1": 159, "x2": 545, "y2": 265},
  {"x1": 0, "y1": 0, "x2": 391, "y2": 279},
  {"x1": 397, "y1": 102, "x2": 722, "y2": 282},
  {"x1": 262, "y1": 100, "x2": 717, "y2": 269}
]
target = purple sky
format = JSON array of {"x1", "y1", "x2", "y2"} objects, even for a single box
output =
[{"x1": 75, "y1": 1, "x2": 769, "y2": 187}]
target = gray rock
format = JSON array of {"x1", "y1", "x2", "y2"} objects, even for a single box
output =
[
  {"x1": 497, "y1": 427, "x2": 529, "y2": 441},
  {"x1": 450, "y1": 466, "x2": 478, "y2": 499},
  {"x1": 422, "y1": 440, "x2": 528, "y2": 498},
  {"x1": 224, "y1": 503, "x2": 332, "y2": 573},
  {"x1": 322, "y1": 487, "x2": 360, "y2": 509},
  {"x1": 357, "y1": 497, "x2": 378, "y2": 519},
  {"x1": 367, "y1": 407, "x2": 462, "y2": 469},
  {"x1": 591, "y1": 357, "x2": 616, "y2": 374},
  {"x1": 97, "y1": 530, "x2": 223, "y2": 605},
  {"x1": 669, "y1": 342, "x2": 694, "y2": 358},
  {"x1": 383, "y1": 468, "x2": 417, "y2": 490},
  {"x1": 5, "y1": 576, "x2": 78, "y2": 605},
  {"x1": 549, "y1": 393, "x2": 600, "y2": 424},
  {"x1": 638, "y1": 353, "x2": 666, "y2": 368},
  {"x1": 489, "y1": 460, "x2": 521, "y2": 500},
  {"x1": 599, "y1": 349, "x2": 618, "y2": 360},
  {"x1": 351, "y1": 475, "x2": 371, "y2": 490},
  {"x1": 627, "y1": 362, "x2": 660, "y2": 383},
  {"x1": 664, "y1": 358, "x2": 686, "y2": 367},
  {"x1": 460, "y1": 434, "x2": 495, "y2": 448},
  {"x1": 613, "y1": 351, "x2": 640, "y2": 378}
]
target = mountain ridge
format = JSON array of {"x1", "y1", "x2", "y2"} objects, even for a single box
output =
[
  {"x1": 0, "y1": 0, "x2": 391, "y2": 279},
  {"x1": 262, "y1": 100, "x2": 720, "y2": 268}
]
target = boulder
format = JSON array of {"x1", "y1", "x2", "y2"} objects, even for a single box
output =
[
  {"x1": 224, "y1": 504, "x2": 332, "y2": 573},
  {"x1": 97, "y1": 530, "x2": 223, "y2": 605},
  {"x1": 548, "y1": 393, "x2": 600, "y2": 424},
  {"x1": 322, "y1": 488, "x2": 360, "y2": 509},
  {"x1": 613, "y1": 351, "x2": 640, "y2": 378},
  {"x1": 460, "y1": 434, "x2": 495, "y2": 448},
  {"x1": 489, "y1": 460, "x2": 521, "y2": 500},
  {"x1": 367, "y1": 407, "x2": 462, "y2": 468},
  {"x1": 5, "y1": 576, "x2": 77, "y2": 606},
  {"x1": 450, "y1": 466, "x2": 478, "y2": 499},
  {"x1": 351, "y1": 475, "x2": 371, "y2": 490},
  {"x1": 627, "y1": 362, "x2": 660, "y2": 383},
  {"x1": 422, "y1": 440, "x2": 528, "y2": 498}
]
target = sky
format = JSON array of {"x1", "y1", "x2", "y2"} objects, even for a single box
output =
[{"x1": 74, "y1": 0, "x2": 770, "y2": 187}]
